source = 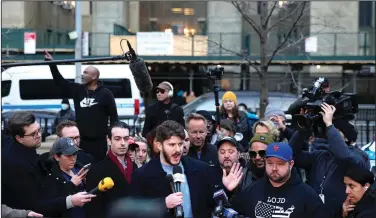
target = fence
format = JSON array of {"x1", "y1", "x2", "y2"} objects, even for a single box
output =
[{"x1": 2, "y1": 29, "x2": 375, "y2": 57}]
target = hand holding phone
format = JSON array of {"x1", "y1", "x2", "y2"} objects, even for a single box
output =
[{"x1": 77, "y1": 163, "x2": 91, "y2": 176}]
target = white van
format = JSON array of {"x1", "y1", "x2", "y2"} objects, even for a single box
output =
[{"x1": 1, "y1": 64, "x2": 144, "y2": 117}]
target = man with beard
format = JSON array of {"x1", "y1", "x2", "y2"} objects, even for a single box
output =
[
  {"x1": 232, "y1": 142, "x2": 328, "y2": 218},
  {"x1": 186, "y1": 113, "x2": 218, "y2": 167},
  {"x1": 246, "y1": 133, "x2": 276, "y2": 182},
  {"x1": 45, "y1": 51, "x2": 118, "y2": 163},
  {"x1": 130, "y1": 120, "x2": 215, "y2": 218}
]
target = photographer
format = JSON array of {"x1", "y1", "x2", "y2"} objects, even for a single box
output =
[{"x1": 289, "y1": 103, "x2": 369, "y2": 217}]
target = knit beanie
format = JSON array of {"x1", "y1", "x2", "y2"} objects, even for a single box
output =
[{"x1": 222, "y1": 91, "x2": 237, "y2": 104}]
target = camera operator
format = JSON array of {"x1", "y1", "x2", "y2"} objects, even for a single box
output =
[
  {"x1": 264, "y1": 106, "x2": 294, "y2": 142},
  {"x1": 289, "y1": 103, "x2": 370, "y2": 217},
  {"x1": 232, "y1": 142, "x2": 327, "y2": 218}
]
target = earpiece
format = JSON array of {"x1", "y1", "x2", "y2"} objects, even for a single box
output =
[
  {"x1": 162, "y1": 81, "x2": 174, "y2": 97},
  {"x1": 364, "y1": 186, "x2": 369, "y2": 191}
]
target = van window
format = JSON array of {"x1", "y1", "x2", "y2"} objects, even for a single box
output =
[
  {"x1": 1, "y1": 80, "x2": 12, "y2": 97},
  {"x1": 19, "y1": 79, "x2": 132, "y2": 100}
]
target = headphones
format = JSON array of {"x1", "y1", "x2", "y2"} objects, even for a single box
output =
[{"x1": 162, "y1": 81, "x2": 174, "y2": 97}]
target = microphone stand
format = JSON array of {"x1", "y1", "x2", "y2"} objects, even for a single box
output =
[{"x1": 1, "y1": 39, "x2": 135, "y2": 68}]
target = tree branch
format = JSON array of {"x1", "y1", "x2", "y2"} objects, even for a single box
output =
[
  {"x1": 267, "y1": 2, "x2": 309, "y2": 32},
  {"x1": 264, "y1": 1, "x2": 278, "y2": 28},
  {"x1": 266, "y1": 1, "x2": 307, "y2": 66},
  {"x1": 231, "y1": 1, "x2": 262, "y2": 39}
]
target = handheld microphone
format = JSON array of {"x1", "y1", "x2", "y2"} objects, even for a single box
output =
[
  {"x1": 127, "y1": 42, "x2": 153, "y2": 93},
  {"x1": 172, "y1": 166, "x2": 185, "y2": 192},
  {"x1": 166, "y1": 174, "x2": 176, "y2": 193},
  {"x1": 223, "y1": 208, "x2": 239, "y2": 218},
  {"x1": 213, "y1": 189, "x2": 229, "y2": 216},
  {"x1": 88, "y1": 177, "x2": 114, "y2": 194},
  {"x1": 172, "y1": 166, "x2": 185, "y2": 218}
]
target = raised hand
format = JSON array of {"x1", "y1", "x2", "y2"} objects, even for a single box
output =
[{"x1": 222, "y1": 162, "x2": 243, "y2": 191}]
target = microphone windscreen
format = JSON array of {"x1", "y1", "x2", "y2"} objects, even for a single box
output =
[
  {"x1": 173, "y1": 166, "x2": 183, "y2": 174},
  {"x1": 98, "y1": 177, "x2": 114, "y2": 192},
  {"x1": 173, "y1": 173, "x2": 185, "y2": 183},
  {"x1": 129, "y1": 58, "x2": 153, "y2": 93}
]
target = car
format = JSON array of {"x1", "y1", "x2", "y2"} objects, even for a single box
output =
[{"x1": 182, "y1": 91, "x2": 298, "y2": 116}]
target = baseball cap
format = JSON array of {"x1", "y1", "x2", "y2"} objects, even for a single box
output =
[
  {"x1": 50, "y1": 137, "x2": 80, "y2": 156},
  {"x1": 265, "y1": 142, "x2": 293, "y2": 162},
  {"x1": 196, "y1": 110, "x2": 216, "y2": 123},
  {"x1": 217, "y1": 136, "x2": 242, "y2": 151},
  {"x1": 249, "y1": 133, "x2": 275, "y2": 146}
]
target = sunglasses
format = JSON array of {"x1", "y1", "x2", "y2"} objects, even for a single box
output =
[
  {"x1": 249, "y1": 150, "x2": 266, "y2": 158},
  {"x1": 156, "y1": 89, "x2": 166, "y2": 94}
]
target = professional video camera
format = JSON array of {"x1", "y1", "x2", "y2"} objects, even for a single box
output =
[{"x1": 291, "y1": 77, "x2": 358, "y2": 137}]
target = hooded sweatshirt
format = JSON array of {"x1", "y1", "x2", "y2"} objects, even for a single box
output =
[
  {"x1": 49, "y1": 65, "x2": 118, "y2": 138},
  {"x1": 232, "y1": 168, "x2": 327, "y2": 218}
]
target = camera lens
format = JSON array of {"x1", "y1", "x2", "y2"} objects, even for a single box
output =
[{"x1": 296, "y1": 114, "x2": 312, "y2": 130}]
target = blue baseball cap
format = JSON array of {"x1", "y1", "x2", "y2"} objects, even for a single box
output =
[{"x1": 265, "y1": 142, "x2": 293, "y2": 162}]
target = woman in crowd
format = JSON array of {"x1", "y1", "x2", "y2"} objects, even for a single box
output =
[
  {"x1": 252, "y1": 118, "x2": 280, "y2": 141},
  {"x1": 133, "y1": 136, "x2": 150, "y2": 168},
  {"x1": 146, "y1": 127, "x2": 160, "y2": 159},
  {"x1": 40, "y1": 137, "x2": 90, "y2": 218},
  {"x1": 342, "y1": 167, "x2": 375, "y2": 218},
  {"x1": 220, "y1": 91, "x2": 250, "y2": 151}
]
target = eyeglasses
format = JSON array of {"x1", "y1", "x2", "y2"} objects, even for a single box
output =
[
  {"x1": 249, "y1": 150, "x2": 266, "y2": 158},
  {"x1": 156, "y1": 89, "x2": 166, "y2": 94},
  {"x1": 24, "y1": 128, "x2": 42, "y2": 138}
]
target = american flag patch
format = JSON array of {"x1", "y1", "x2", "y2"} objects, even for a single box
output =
[{"x1": 255, "y1": 201, "x2": 295, "y2": 218}]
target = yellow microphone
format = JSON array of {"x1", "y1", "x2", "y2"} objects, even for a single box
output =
[{"x1": 88, "y1": 177, "x2": 114, "y2": 194}]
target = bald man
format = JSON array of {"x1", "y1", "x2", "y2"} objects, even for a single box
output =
[{"x1": 44, "y1": 51, "x2": 118, "y2": 162}]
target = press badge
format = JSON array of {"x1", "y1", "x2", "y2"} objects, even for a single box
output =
[{"x1": 319, "y1": 194, "x2": 325, "y2": 203}]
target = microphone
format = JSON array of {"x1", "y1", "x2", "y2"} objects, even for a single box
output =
[
  {"x1": 213, "y1": 189, "x2": 229, "y2": 216},
  {"x1": 166, "y1": 174, "x2": 176, "y2": 193},
  {"x1": 88, "y1": 177, "x2": 114, "y2": 194},
  {"x1": 172, "y1": 166, "x2": 184, "y2": 192},
  {"x1": 127, "y1": 42, "x2": 153, "y2": 93},
  {"x1": 223, "y1": 208, "x2": 240, "y2": 218},
  {"x1": 172, "y1": 167, "x2": 184, "y2": 218}
]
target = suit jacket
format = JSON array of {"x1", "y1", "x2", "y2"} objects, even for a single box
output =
[
  {"x1": 85, "y1": 155, "x2": 137, "y2": 218},
  {"x1": 130, "y1": 156, "x2": 215, "y2": 218}
]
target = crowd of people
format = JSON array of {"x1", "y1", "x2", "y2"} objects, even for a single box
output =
[{"x1": 1, "y1": 58, "x2": 376, "y2": 218}]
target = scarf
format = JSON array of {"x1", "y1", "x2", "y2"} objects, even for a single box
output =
[{"x1": 108, "y1": 151, "x2": 133, "y2": 184}]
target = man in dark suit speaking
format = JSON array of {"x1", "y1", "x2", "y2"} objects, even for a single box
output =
[{"x1": 130, "y1": 120, "x2": 215, "y2": 218}]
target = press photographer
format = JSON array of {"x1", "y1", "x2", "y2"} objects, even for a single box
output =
[{"x1": 288, "y1": 78, "x2": 370, "y2": 217}]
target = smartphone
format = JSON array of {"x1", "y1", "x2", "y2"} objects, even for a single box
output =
[{"x1": 78, "y1": 163, "x2": 91, "y2": 176}]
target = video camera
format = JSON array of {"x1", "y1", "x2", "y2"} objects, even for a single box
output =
[
  {"x1": 207, "y1": 65, "x2": 224, "y2": 80},
  {"x1": 291, "y1": 77, "x2": 358, "y2": 137}
]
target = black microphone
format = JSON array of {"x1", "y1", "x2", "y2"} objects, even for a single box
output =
[
  {"x1": 127, "y1": 41, "x2": 153, "y2": 93},
  {"x1": 172, "y1": 166, "x2": 184, "y2": 218},
  {"x1": 166, "y1": 174, "x2": 176, "y2": 193}
]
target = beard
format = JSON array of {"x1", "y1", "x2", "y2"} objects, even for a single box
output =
[
  {"x1": 267, "y1": 167, "x2": 291, "y2": 183},
  {"x1": 162, "y1": 149, "x2": 181, "y2": 166},
  {"x1": 249, "y1": 160, "x2": 265, "y2": 179}
]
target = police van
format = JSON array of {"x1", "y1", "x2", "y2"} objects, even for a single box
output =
[{"x1": 1, "y1": 64, "x2": 144, "y2": 117}]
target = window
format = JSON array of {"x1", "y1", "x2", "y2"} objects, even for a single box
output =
[
  {"x1": 19, "y1": 79, "x2": 132, "y2": 100},
  {"x1": 359, "y1": 1, "x2": 373, "y2": 27},
  {"x1": 2, "y1": 80, "x2": 11, "y2": 97}
]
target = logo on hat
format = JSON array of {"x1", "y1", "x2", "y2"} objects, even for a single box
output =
[
  {"x1": 273, "y1": 144, "x2": 280, "y2": 151},
  {"x1": 260, "y1": 136, "x2": 265, "y2": 140}
]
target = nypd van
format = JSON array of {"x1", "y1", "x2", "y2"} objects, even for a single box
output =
[{"x1": 1, "y1": 64, "x2": 144, "y2": 117}]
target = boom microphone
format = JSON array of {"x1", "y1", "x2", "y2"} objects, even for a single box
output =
[
  {"x1": 127, "y1": 41, "x2": 153, "y2": 93},
  {"x1": 88, "y1": 177, "x2": 114, "y2": 194}
]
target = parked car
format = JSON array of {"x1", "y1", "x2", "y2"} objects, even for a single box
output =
[{"x1": 182, "y1": 91, "x2": 298, "y2": 116}]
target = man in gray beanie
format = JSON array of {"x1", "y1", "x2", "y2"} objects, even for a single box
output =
[{"x1": 264, "y1": 105, "x2": 294, "y2": 142}]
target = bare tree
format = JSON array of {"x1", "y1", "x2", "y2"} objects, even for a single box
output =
[{"x1": 208, "y1": 1, "x2": 343, "y2": 117}]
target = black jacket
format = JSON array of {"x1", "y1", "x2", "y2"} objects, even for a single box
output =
[
  {"x1": 142, "y1": 101, "x2": 185, "y2": 137},
  {"x1": 188, "y1": 143, "x2": 219, "y2": 168},
  {"x1": 49, "y1": 64, "x2": 118, "y2": 138},
  {"x1": 233, "y1": 168, "x2": 328, "y2": 218},
  {"x1": 85, "y1": 155, "x2": 137, "y2": 218},
  {"x1": 1, "y1": 142, "x2": 66, "y2": 216},
  {"x1": 130, "y1": 156, "x2": 215, "y2": 218},
  {"x1": 220, "y1": 111, "x2": 250, "y2": 151},
  {"x1": 38, "y1": 155, "x2": 87, "y2": 218},
  {"x1": 346, "y1": 182, "x2": 376, "y2": 218}
]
